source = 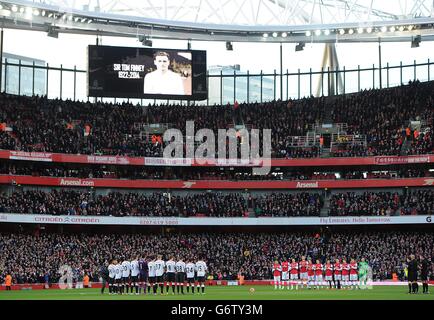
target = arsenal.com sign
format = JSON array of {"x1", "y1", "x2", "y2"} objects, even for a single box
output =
[
  {"x1": 0, "y1": 213, "x2": 431, "y2": 226},
  {"x1": 59, "y1": 179, "x2": 95, "y2": 187}
]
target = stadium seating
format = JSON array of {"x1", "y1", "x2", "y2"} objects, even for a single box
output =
[
  {"x1": 0, "y1": 230, "x2": 432, "y2": 283},
  {"x1": 0, "y1": 189, "x2": 432, "y2": 217},
  {"x1": 0, "y1": 81, "x2": 432, "y2": 158}
]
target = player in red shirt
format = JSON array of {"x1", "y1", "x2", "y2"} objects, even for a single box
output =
[
  {"x1": 341, "y1": 259, "x2": 350, "y2": 289},
  {"x1": 306, "y1": 257, "x2": 315, "y2": 289},
  {"x1": 349, "y1": 258, "x2": 358, "y2": 289},
  {"x1": 272, "y1": 260, "x2": 282, "y2": 290},
  {"x1": 281, "y1": 258, "x2": 290, "y2": 290},
  {"x1": 289, "y1": 258, "x2": 299, "y2": 290},
  {"x1": 314, "y1": 259, "x2": 324, "y2": 289},
  {"x1": 299, "y1": 256, "x2": 308, "y2": 289},
  {"x1": 334, "y1": 259, "x2": 342, "y2": 289},
  {"x1": 324, "y1": 259, "x2": 333, "y2": 289}
]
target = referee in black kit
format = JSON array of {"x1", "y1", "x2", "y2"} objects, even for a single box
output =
[
  {"x1": 100, "y1": 260, "x2": 110, "y2": 294},
  {"x1": 420, "y1": 255, "x2": 431, "y2": 294},
  {"x1": 407, "y1": 254, "x2": 418, "y2": 294}
]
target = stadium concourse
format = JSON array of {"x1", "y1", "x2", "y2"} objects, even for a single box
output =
[{"x1": 0, "y1": 81, "x2": 433, "y2": 297}]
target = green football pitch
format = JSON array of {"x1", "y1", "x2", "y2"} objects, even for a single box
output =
[{"x1": 0, "y1": 286, "x2": 433, "y2": 300}]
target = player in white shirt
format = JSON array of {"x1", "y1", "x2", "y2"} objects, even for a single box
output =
[
  {"x1": 143, "y1": 51, "x2": 186, "y2": 95},
  {"x1": 130, "y1": 255, "x2": 140, "y2": 295},
  {"x1": 165, "y1": 256, "x2": 177, "y2": 295},
  {"x1": 154, "y1": 255, "x2": 166, "y2": 295},
  {"x1": 195, "y1": 258, "x2": 208, "y2": 294},
  {"x1": 108, "y1": 259, "x2": 116, "y2": 295},
  {"x1": 175, "y1": 257, "x2": 186, "y2": 295},
  {"x1": 121, "y1": 258, "x2": 131, "y2": 295},
  {"x1": 147, "y1": 256, "x2": 157, "y2": 295},
  {"x1": 185, "y1": 259, "x2": 196, "y2": 294},
  {"x1": 114, "y1": 260, "x2": 122, "y2": 294}
]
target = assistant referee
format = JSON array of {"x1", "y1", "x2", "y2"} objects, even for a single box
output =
[{"x1": 407, "y1": 254, "x2": 418, "y2": 294}]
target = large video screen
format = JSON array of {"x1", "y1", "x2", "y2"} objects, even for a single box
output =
[{"x1": 87, "y1": 45, "x2": 207, "y2": 100}]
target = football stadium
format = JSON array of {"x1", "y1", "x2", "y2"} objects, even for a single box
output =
[{"x1": 0, "y1": 0, "x2": 433, "y2": 305}]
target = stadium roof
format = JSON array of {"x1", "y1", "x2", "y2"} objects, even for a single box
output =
[{"x1": 1, "y1": 0, "x2": 434, "y2": 42}]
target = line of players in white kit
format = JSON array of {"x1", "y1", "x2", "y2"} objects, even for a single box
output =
[{"x1": 107, "y1": 254, "x2": 208, "y2": 295}]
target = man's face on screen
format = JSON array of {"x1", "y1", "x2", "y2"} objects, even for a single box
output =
[{"x1": 154, "y1": 55, "x2": 170, "y2": 72}]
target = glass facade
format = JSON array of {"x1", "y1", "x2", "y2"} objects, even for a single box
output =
[
  {"x1": 208, "y1": 65, "x2": 274, "y2": 105},
  {"x1": 2, "y1": 53, "x2": 46, "y2": 96}
]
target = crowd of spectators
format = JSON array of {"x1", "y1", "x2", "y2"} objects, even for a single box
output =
[
  {"x1": 1, "y1": 161, "x2": 431, "y2": 181},
  {"x1": 1, "y1": 80, "x2": 433, "y2": 158},
  {"x1": 239, "y1": 81, "x2": 433, "y2": 157},
  {"x1": 0, "y1": 230, "x2": 432, "y2": 283},
  {"x1": 0, "y1": 190, "x2": 248, "y2": 217},
  {"x1": 253, "y1": 193, "x2": 323, "y2": 217},
  {"x1": 399, "y1": 189, "x2": 434, "y2": 216},
  {"x1": 329, "y1": 190, "x2": 434, "y2": 216},
  {"x1": 0, "y1": 189, "x2": 432, "y2": 217}
]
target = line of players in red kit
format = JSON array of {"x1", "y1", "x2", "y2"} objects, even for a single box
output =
[{"x1": 272, "y1": 256, "x2": 359, "y2": 290}]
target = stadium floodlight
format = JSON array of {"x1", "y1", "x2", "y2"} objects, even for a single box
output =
[
  {"x1": 411, "y1": 35, "x2": 421, "y2": 48},
  {"x1": 408, "y1": 25, "x2": 414, "y2": 31},
  {"x1": 357, "y1": 27, "x2": 363, "y2": 34},
  {"x1": 61, "y1": 14, "x2": 67, "y2": 20},
  {"x1": 339, "y1": 29, "x2": 345, "y2": 35},
  {"x1": 0, "y1": 4, "x2": 2, "y2": 10},
  {"x1": 295, "y1": 42, "x2": 305, "y2": 51},
  {"x1": 399, "y1": 26, "x2": 405, "y2": 32},
  {"x1": 41, "y1": 10, "x2": 45, "y2": 16},
  {"x1": 272, "y1": 32, "x2": 278, "y2": 37},
  {"x1": 11, "y1": 5, "x2": 18, "y2": 12},
  {"x1": 33, "y1": 9, "x2": 39, "y2": 16},
  {"x1": 315, "y1": 30, "x2": 321, "y2": 36},
  {"x1": 348, "y1": 29, "x2": 354, "y2": 34},
  {"x1": 68, "y1": 15, "x2": 73, "y2": 21},
  {"x1": 366, "y1": 27, "x2": 372, "y2": 33},
  {"x1": 74, "y1": 17, "x2": 80, "y2": 22},
  {"x1": 381, "y1": 26, "x2": 387, "y2": 32},
  {"x1": 324, "y1": 29, "x2": 330, "y2": 36},
  {"x1": 389, "y1": 26, "x2": 396, "y2": 32},
  {"x1": 88, "y1": 19, "x2": 92, "y2": 23},
  {"x1": 281, "y1": 32, "x2": 287, "y2": 38},
  {"x1": 19, "y1": 7, "x2": 24, "y2": 13},
  {"x1": 48, "y1": 13, "x2": 53, "y2": 18},
  {"x1": 24, "y1": 7, "x2": 32, "y2": 19},
  {"x1": 263, "y1": 33, "x2": 268, "y2": 38},
  {"x1": 81, "y1": 18, "x2": 87, "y2": 23},
  {"x1": 226, "y1": 41, "x2": 233, "y2": 51},
  {"x1": 305, "y1": 31, "x2": 311, "y2": 36}
]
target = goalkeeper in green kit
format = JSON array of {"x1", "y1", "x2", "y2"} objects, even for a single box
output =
[{"x1": 358, "y1": 258, "x2": 369, "y2": 289}]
